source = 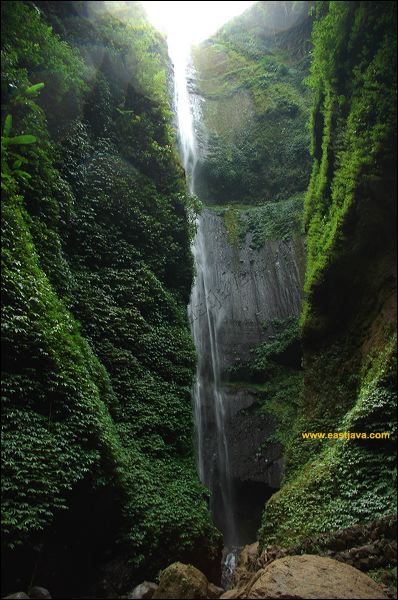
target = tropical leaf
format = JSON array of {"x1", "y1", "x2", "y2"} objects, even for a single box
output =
[
  {"x1": 7, "y1": 135, "x2": 37, "y2": 145},
  {"x1": 3, "y1": 114, "x2": 12, "y2": 137},
  {"x1": 25, "y1": 82, "x2": 45, "y2": 95}
]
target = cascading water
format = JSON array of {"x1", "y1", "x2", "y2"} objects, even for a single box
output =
[
  {"x1": 168, "y1": 37, "x2": 198, "y2": 194},
  {"x1": 168, "y1": 29, "x2": 304, "y2": 585},
  {"x1": 168, "y1": 38, "x2": 238, "y2": 551}
]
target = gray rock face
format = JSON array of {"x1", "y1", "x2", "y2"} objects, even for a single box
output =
[
  {"x1": 128, "y1": 581, "x2": 158, "y2": 599},
  {"x1": 190, "y1": 210, "x2": 303, "y2": 378},
  {"x1": 188, "y1": 208, "x2": 304, "y2": 545}
]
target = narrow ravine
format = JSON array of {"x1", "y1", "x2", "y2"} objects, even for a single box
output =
[
  {"x1": 168, "y1": 27, "x2": 305, "y2": 584},
  {"x1": 2, "y1": 2, "x2": 396, "y2": 598}
]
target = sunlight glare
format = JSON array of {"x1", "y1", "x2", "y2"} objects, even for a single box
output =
[{"x1": 142, "y1": 1, "x2": 255, "y2": 47}]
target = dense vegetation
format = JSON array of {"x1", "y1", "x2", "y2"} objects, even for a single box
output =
[
  {"x1": 1, "y1": 1, "x2": 219, "y2": 596},
  {"x1": 1, "y1": 0, "x2": 396, "y2": 597},
  {"x1": 259, "y1": 0, "x2": 397, "y2": 547},
  {"x1": 192, "y1": 0, "x2": 313, "y2": 206}
]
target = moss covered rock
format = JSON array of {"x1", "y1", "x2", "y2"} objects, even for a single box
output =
[
  {"x1": 153, "y1": 563, "x2": 209, "y2": 599},
  {"x1": 222, "y1": 555, "x2": 388, "y2": 599}
]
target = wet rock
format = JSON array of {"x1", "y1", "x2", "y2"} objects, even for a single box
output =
[
  {"x1": 189, "y1": 209, "x2": 304, "y2": 505},
  {"x1": 256, "y1": 514, "x2": 397, "y2": 576},
  {"x1": 128, "y1": 581, "x2": 158, "y2": 599},
  {"x1": 231, "y1": 543, "x2": 259, "y2": 588},
  {"x1": 28, "y1": 588, "x2": 51, "y2": 599},
  {"x1": 153, "y1": 563, "x2": 208, "y2": 599},
  {"x1": 222, "y1": 555, "x2": 388, "y2": 599},
  {"x1": 3, "y1": 594, "x2": 30, "y2": 599},
  {"x1": 385, "y1": 541, "x2": 397, "y2": 563},
  {"x1": 207, "y1": 583, "x2": 224, "y2": 599}
]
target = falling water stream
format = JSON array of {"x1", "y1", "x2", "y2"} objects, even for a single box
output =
[
  {"x1": 168, "y1": 38, "x2": 239, "y2": 572},
  {"x1": 168, "y1": 28, "x2": 305, "y2": 587}
]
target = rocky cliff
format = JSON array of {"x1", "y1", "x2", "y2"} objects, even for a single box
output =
[
  {"x1": 191, "y1": 0, "x2": 396, "y2": 563},
  {"x1": 189, "y1": 0, "x2": 312, "y2": 547},
  {"x1": 259, "y1": 0, "x2": 397, "y2": 548},
  {"x1": 189, "y1": 207, "x2": 305, "y2": 544}
]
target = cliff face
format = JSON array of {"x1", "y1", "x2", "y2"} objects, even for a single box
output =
[
  {"x1": 189, "y1": 1, "x2": 312, "y2": 547},
  {"x1": 192, "y1": 0, "x2": 396, "y2": 555},
  {"x1": 1, "y1": 1, "x2": 219, "y2": 596},
  {"x1": 192, "y1": 0, "x2": 313, "y2": 205},
  {"x1": 190, "y1": 210, "x2": 303, "y2": 377},
  {"x1": 189, "y1": 207, "x2": 305, "y2": 544},
  {"x1": 259, "y1": 1, "x2": 397, "y2": 547}
]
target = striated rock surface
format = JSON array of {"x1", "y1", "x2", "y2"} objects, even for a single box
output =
[
  {"x1": 189, "y1": 208, "x2": 304, "y2": 543},
  {"x1": 222, "y1": 555, "x2": 388, "y2": 599},
  {"x1": 190, "y1": 210, "x2": 303, "y2": 379}
]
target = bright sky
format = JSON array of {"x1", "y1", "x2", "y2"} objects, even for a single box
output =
[{"x1": 142, "y1": 1, "x2": 255, "y2": 45}]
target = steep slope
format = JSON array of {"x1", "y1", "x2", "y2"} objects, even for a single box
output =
[
  {"x1": 192, "y1": 0, "x2": 312, "y2": 205},
  {"x1": 1, "y1": 1, "x2": 219, "y2": 596},
  {"x1": 259, "y1": 0, "x2": 397, "y2": 546}
]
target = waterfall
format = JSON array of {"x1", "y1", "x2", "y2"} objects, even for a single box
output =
[
  {"x1": 168, "y1": 32, "x2": 304, "y2": 559},
  {"x1": 168, "y1": 38, "x2": 238, "y2": 547},
  {"x1": 168, "y1": 37, "x2": 198, "y2": 194}
]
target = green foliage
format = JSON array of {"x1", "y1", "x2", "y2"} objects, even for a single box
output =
[
  {"x1": 251, "y1": 318, "x2": 301, "y2": 373},
  {"x1": 302, "y1": 0, "x2": 397, "y2": 332},
  {"x1": 259, "y1": 1, "x2": 397, "y2": 549},
  {"x1": 193, "y1": 2, "x2": 312, "y2": 205},
  {"x1": 231, "y1": 317, "x2": 304, "y2": 458},
  {"x1": 1, "y1": 1, "x2": 88, "y2": 132},
  {"x1": 241, "y1": 194, "x2": 304, "y2": 246},
  {"x1": 2, "y1": 187, "x2": 126, "y2": 548},
  {"x1": 1, "y1": 0, "x2": 219, "y2": 588},
  {"x1": 209, "y1": 194, "x2": 304, "y2": 248},
  {"x1": 223, "y1": 206, "x2": 241, "y2": 245},
  {"x1": 260, "y1": 340, "x2": 396, "y2": 548},
  {"x1": 1, "y1": 108, "x2": 39, "y2": 185},
  {"x1": 238, "y1": 369, "x2": 304, "y2": 453}
]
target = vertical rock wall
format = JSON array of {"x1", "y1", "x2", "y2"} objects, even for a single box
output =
[{"x1": 189, "y1": 208, "x2": 304, "y2": 544}]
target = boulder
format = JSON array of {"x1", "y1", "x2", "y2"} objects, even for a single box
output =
[
  {"x1": 153, "y1": 563, "x2": 208, "y2": 599},
  {"x1": 221, "y1": 555, "x2": 388, "y2": 599},
  {"x1": 207, "y1": 583, "x2": 224, "y2": 599},
  {"x1": 230, "y1": 543, "x2": 259, "y2": 589},
  {"x1": 3, "y1": 594, "x2": 30, "y2": 599},
  {"x1": 128, "y1": 581, "x2": 158, "y2": 599},
  {"x1": 28, "y1": 588, "x2": 51, "y2": 599}
]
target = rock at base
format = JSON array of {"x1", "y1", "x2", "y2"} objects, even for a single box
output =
[
  {"x1": 153, "y1": 563, "x2": 208, "y2": 599},
  {"x1": 207, "y1": 583, "x2": 225, "y2": 599},
  {"x1": 28, "y1": 588, "x2": 52, "y2": 599},
  {"x1": 128, "y1": 581, "x2": 158, "y2": 599},
  {"x1": 222, "y1": 554, "x2": 388, "y2": 599},
  {"x1": 3, "y1": 594, "x2": 30, "y2": 599}
]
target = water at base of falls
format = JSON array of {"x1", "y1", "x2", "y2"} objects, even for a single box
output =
[{"x1": 221, "y1": 546, "x2": 242, "y2": 589}]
